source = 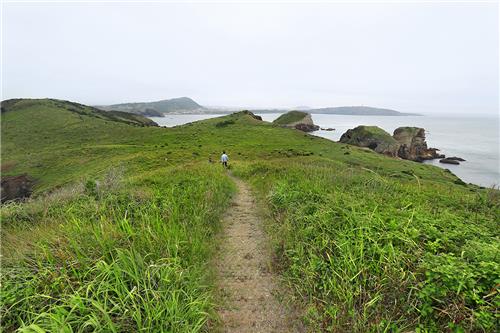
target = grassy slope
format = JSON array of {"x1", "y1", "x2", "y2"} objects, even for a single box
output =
[
  {"x1": 272, "y1": 111, "x2": 308, "y2": 125},
  {"x1": 236, "y1": 160, "x2": 498, "y2": 332},
  {"x1": 1, "y1": 100, "x2": 498, "y2": 332},
  {"x1": 344, "y1": 125, "x2": 399, "y2": 144}
]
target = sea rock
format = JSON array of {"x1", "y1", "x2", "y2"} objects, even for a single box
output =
[
  {"x1": 321, "y1": 127, "x2": 335, "y2": 131},
  {"x1": 339, "y1": 126, "x2": 400, "y2": 157},
  {"x1": 445, "y1": 156, "x2": 466, "y2": 161},
  {"x1": 1, "y1": 174, "x2": 34, "y2": 202},
  {"x1": 393, "y1": 127, "x2": 443, "y2": 161},
  {"x1": 440, "y1": 158, "x2": 460, "y2": 165},
  {"x1": 273, "y1": 111, "x2": 319, "y2": 132},
  {"x1": 295, "y1": 123, "x2": 320, "y2": 132}
]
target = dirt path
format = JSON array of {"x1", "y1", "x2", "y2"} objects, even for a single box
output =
[{"x1": 215, "y1": 176, "x2": 303, "y2": 333}]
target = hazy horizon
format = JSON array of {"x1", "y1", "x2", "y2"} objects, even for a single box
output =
[{"x1": 2, "y1": 2, "x2": 499, "y2": 115}]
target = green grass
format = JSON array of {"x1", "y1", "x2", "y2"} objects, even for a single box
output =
[
  {"x1": 2, "y1": 166, "x2": 234, "y2": 332},
  {"x1": 342, "y1": 125, "x2": 399, "y2": 144},
  {"x1": 272, "y1": 110, "x2": 308, "y2": 125},
  {"x1": 234, "y1": 160, "x2": 499, "y2": 332},
  {"x1": 1, "y1": 99, "x2": 498, "y2": 332}
]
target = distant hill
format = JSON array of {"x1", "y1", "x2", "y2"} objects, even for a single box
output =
[
  {"x1": 307, "y1": 106, "x2": 420, "y2": 116},
  {"x1": 228, "y1": 106, "x2": 419, "y2": 116},
  {"x1": 97, "y1": 97, "x2": 204, "y2": 116},
  {"x1": 96, "y1": 100, "x2": 417, "y2": 117}
]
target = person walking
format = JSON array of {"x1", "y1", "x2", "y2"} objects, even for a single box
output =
[{"x1": 221, "y1": 151, "x2": 229, "y2": 168}]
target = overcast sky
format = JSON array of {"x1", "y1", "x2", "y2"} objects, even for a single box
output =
[{"x1": 2, "y1": 2, "x2": 498, "y2": 115}]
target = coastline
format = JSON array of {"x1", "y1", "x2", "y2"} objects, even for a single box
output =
[{"x1": 149, "y1": 113, "x2": 499, "y2": 188}]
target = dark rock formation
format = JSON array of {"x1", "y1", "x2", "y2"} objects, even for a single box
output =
[
  {"x1": 339, "y1": 126, "x2": 400, "y2": 157},
  {"x1": 1, "y1": 174, "x2": 34, "y2": 202},
  {"x1": 445, "y1": 156, "x2": 466, "y2": 161},
  {"x1": 440, "y1": 158, "x2": 460, "y2": 165},
  {"x1": 393, "y1": 127, "x2": 443, "y2": 161},
  {"x1": 273, "y1": 111, "x2": 319, "y2": 132},
  {"x1": 295, "y1": 123, "x2": 320, "y2": 132}
]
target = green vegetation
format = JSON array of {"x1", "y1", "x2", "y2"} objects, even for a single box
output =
[
  {"x1": 2, "y1": 99, "x2": 158, "y2": 128},
  {"x1": 342, "y1": 125, "x2": 398, "y2": 144},
  {"x1": 235, "y1": 160, "x2": 499, "y2": 332},
  {"x1": 394, "y1": 126, "x2": 421, "y2": 136},
  {"x1": 2, "y1": 166, "x2": 233, "y2": 332},
  {"x1": 101, "y1": 110, "x2": 159, "y2": 127},
  {"x1": 339, "y1": 125, "x2": 401, "y2": 156},
  {"x1": 272, "y1": 111, "x2": 308, "y2": 125},
  {"x1": 2, "y1": 99, "x2": 498, "y2": 332}
]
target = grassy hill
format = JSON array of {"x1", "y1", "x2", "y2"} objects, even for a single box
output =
[
  {"x1": 1, "y1": 99, "x2": 498, "y2": 332},
  {"x1": 273, "y1": 110, "x2": 309, "y2": 125}
]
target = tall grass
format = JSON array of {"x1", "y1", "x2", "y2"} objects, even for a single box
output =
[
  {"x1": 235, "y1": 159, "x2": 499, "y2": 332},
  {"x1": 3, "y1": 104, "x2": 498, "y2": 332},
  {"x1": 1, "y1": 165, "x2": 234, "y2": 332}
]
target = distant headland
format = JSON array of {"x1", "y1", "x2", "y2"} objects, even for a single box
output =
[{"x1": 95, "y1": 97, "x2": 421, "y2": 117}]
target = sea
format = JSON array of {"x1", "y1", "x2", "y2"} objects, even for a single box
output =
[{"x1": 149, "y1": 113, "x2": 500, "y2": 188}]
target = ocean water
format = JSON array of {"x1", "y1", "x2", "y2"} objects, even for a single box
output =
[{"x1": 150, "y1": 113, "x2": 499, "y2": 188}]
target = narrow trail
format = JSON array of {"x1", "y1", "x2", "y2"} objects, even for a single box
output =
[{"x1": 215, "y1": 175, "x2": 303, "y2": 333}]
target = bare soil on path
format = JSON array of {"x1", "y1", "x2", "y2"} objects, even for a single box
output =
[{"x1": 215, "y1": 175, "x2": 303, "y2": 333}]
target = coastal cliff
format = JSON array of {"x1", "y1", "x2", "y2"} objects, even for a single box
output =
[
  {"x1": 340, "y1": 125, "x2": 444, "y2": 162},
  {"x1": 273, "y1": 111, "x2": 319, "y2": 132}
]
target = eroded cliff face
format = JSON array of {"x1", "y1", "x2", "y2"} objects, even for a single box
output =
[
  {"x1": 393, "y1": 127, "x2": 444, "y2": 161},
  {"x1": 1, "y1": 174, "x2": 34, "y2": 202},
  {"x1": 274, "y1": 112, "x2": 319, "y2": 132},
  {"x1": 292, "y1": 114, "x2": 320, "y2": 132}
]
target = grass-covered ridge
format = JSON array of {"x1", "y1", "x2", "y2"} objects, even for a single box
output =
[
  {"x1": 342, "y1": 125, "x2": 399, "y2": 144},
  {"x1": 272, "y1": 110, "x2": 309, "y2": 125},
  {"x1": 1, "y1": 99, "x2": 498, "y2": 332}
]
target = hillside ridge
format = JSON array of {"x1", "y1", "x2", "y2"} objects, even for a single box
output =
[
  {"x1": 2, "y1": 98, "x2": 497, "y2": 332},
  {"x1": 1, "y1": 98, "x2": 158, "y2": 127}
]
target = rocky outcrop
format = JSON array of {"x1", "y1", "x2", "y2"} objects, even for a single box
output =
[
  {"x1": 239, "y1": 110, "x2": 262, "y2": 121},
  {"x1": 393, "y1": 127, "x2": 444, "y2": 161},
  {"x1": 295, "y1": 123, "x2": 320, "y2": 132},
  {"x1": 339, "y1": 125, "x2": 448, "y2": 162},
  {"x1": 440, "y1": 158, "x2": 460, "y2": 165},
  {"x1": 1, "y1": 174, "x2": 34, "y2": 202},
  {"x1": 445, "y1": 156, "x2": 466, "y2": 161},
  {"x1": 273, "y1": 111, "x2": 319, "y2": 132},
  {"x1": 339, "y1": 126, "x2": 400, "y2": 157}
]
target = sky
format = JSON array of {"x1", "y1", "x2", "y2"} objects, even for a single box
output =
[{"x1": 2, "y1": 1, "x2": 499, "y2": 115}]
